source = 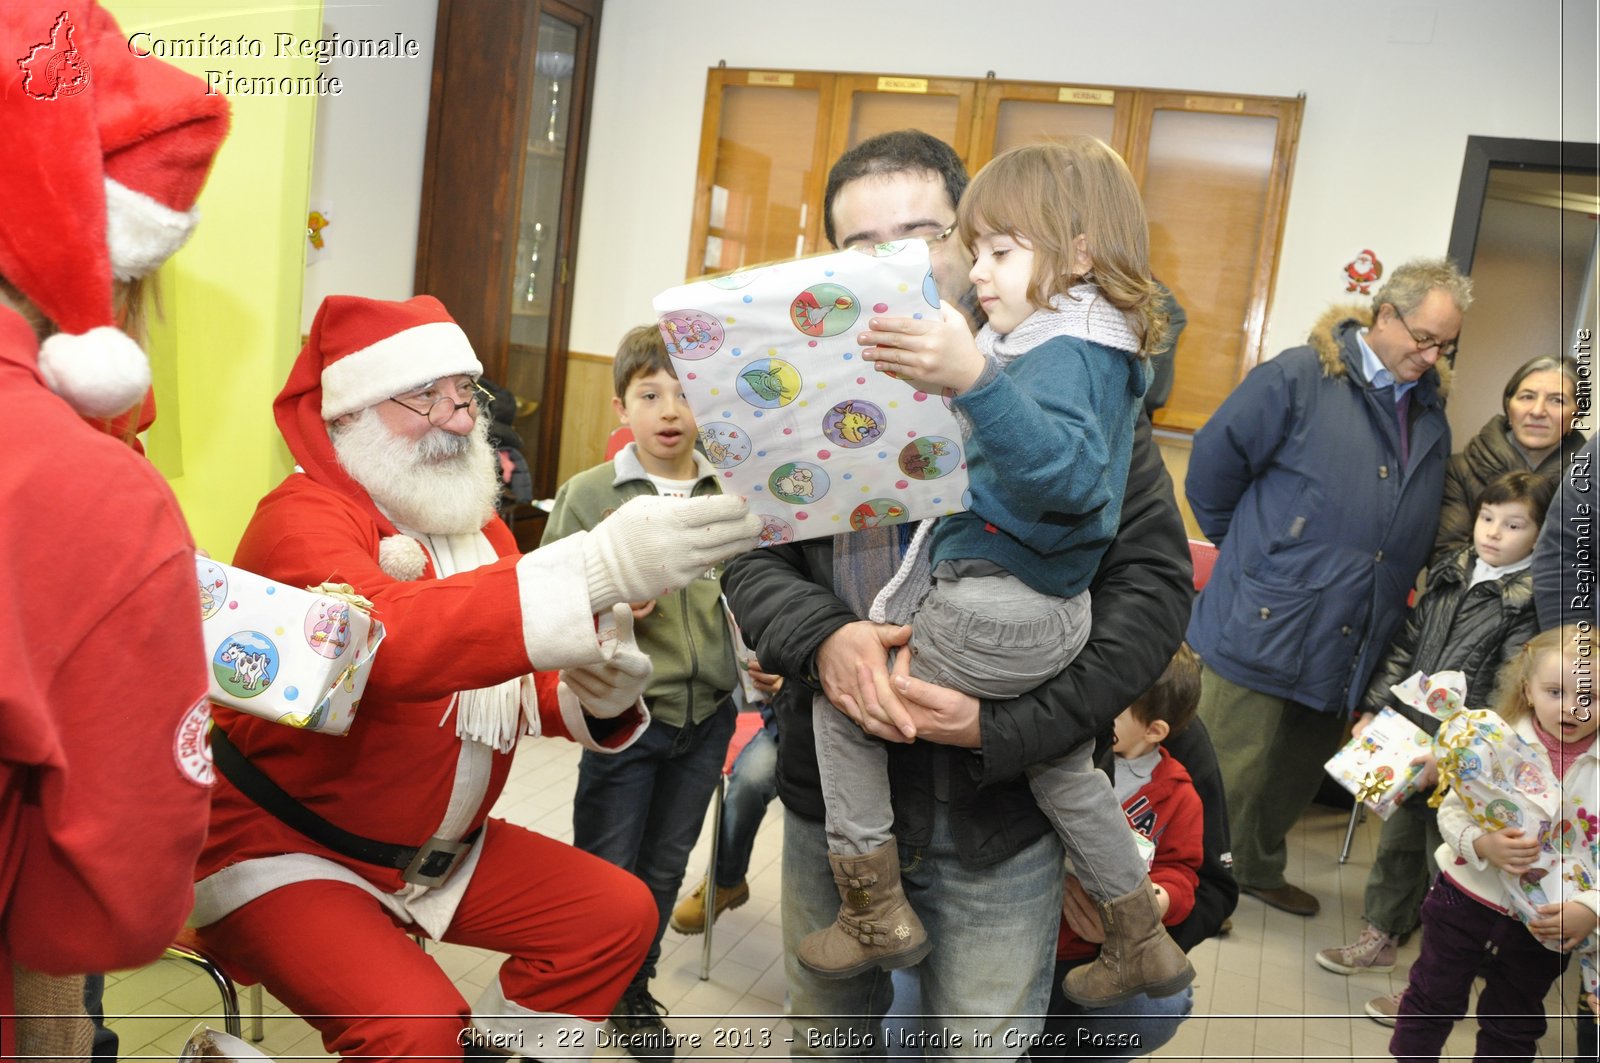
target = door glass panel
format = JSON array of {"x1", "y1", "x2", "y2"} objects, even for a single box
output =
[
  {"x1": 702, "y1": 85, "x2": 821, "y2": 273},
  {"x1": 508, "y1": 11, "x2": 581, "y2": 473},
  {"x1": 847, "y1": 92, "x2": 959, "y2": 149},
  {"x1": 993, "y1": 99, "x2": 1114, "y2": 154},
  {"x1": 1141, "y1": 109, "x2": 1277, "y2": 430}
]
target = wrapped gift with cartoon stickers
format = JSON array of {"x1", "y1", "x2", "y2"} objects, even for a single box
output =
[
  {"x1": 196, "y1": 556, "x2": 384, "y2": 735},
  {"x1": 1324, "y1": 708, "x2": 1436, "y2": 819},
  {"x1": 1432, "y1": 705, "x2": 1600, "y2": 940},
  {"x1": 1323, "y1": 669, "x2": 1464, "y2": 818},
  {"x1": 652, "y1": 241, "x2": 970, "y2": 546}
]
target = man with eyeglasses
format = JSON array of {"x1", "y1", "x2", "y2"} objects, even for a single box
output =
[
  {"x1": 190, "y1": 294, "x2": 760, "y2": 1059},
  {"x1": 1186, "y1": 258, "x2": 1471, "y2": 920},
  {"x1": 723, "y1": 130, "x2": 1200, "y2": 1054}
]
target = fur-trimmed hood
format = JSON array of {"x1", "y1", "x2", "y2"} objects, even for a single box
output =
[{"x1": 1305, "y1": 302, "x2": 1453, "y2": 398}]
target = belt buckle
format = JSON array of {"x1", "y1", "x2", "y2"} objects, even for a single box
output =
[{"x1": 402, "y1": 835, "x2": 471, "y2": 887}]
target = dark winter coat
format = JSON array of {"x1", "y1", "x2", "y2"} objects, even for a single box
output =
[
  {"x1": 1186, "y1": 305, "x2": 1451, "y2": 713},
  {"x1": 1433, "y1": 414, "x2": 1584, "y2": 563},
  {"x1": 723, "y1": 414, "x2": 1192, "y2": 869},
  {"x1": 1361, "y1": 546, "x2": 1538, "y2": 724},
  {"x1": 1533, "y1": 436, "x2": 1596, "y2": 631}
]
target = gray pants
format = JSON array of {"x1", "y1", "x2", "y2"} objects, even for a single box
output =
[{"x1": 814, "y1": 571, "x2": 1148, "y2": 902}]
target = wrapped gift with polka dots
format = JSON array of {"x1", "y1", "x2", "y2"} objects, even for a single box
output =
[
  {"x1": 195, "y1": 556, "x2": 385, "y2": 735},
  {"x1": 652, "y1": 240, "x2": 970, "y2": 546}
]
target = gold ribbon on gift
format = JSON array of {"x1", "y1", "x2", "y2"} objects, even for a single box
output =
[
  {"x1": 308, "y1": 582, "x2": 375, "y2": 614},
  {"x1": 1428, "y1": 723, "x2": 1475, "y2": 807},
  {"x1": 1356, "y1": 771, "x2": 1392, "y2": 805}
]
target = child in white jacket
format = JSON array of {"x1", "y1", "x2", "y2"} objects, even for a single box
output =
[{"x1": 1391, "y1": 624, "x2": 1599, "y2": 1061}]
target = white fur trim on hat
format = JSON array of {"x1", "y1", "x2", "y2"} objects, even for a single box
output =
[
  {"x1": 37, "y1": 326, "x2": 151, "y2": 417},
  {"x1": 320, "y1": 321, "x2": 482, "y2": 421},
  {"x1": 104, "y1": 178, "x2": 200, "y2": 282},
  {"x1": 378, "y1": 535, "x2": 428, "y2": 581}
]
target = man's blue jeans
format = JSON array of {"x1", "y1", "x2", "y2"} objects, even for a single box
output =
[
  {"x1": 573, "y1": 697, "x2": 736, "y2": 985},
  {"x1": 715, "y1": 712, "x2": 778, "y2": 889},
  {"x1": 782, "y1": 802, "x2": 1063, "y2": 1060}
]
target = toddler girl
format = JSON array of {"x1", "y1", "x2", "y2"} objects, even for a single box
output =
[
  {"x1": 1391, "y1": 624, "x2": 1600, "y2": 1061},
  {"x1": 803, "y1": 137, "x2": 1192, "y2": 1009}
]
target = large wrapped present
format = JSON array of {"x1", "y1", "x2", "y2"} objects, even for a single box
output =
[
  {"x1": 196, "y1": 557, "x2": 384, "y2": 735},
  {"x1": 652, "y1": 241, "x2": 970, "y2": 546},
  {"x1": 1324, "y1": 669, "x2": 1466, "y2": 818},
  {"x1": 1432, "y1": 705, "x2": 1600, "y2": 938},
  {"x1": 1325, "y1": 708, "x2": 1436, "y2": 819}
]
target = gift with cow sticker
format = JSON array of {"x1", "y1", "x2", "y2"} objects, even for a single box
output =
[{"x1": 195, "y1": 556, "x2": 385, "y2": 735}]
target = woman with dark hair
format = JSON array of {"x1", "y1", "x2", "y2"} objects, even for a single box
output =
[{"x1": 1434, "y1": 354, "x2": 1583, "y2": 561}]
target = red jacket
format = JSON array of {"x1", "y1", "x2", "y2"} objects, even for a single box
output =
[
  {"x1": 195, "y1": 473, "x2": 641, "y2": 908},
  {"x1": 1058, "y1": 747, "x2": 1203, "y2": 961},
  {"x1": 0, "y1": 309, "x2": 211, "y2": 1054}
]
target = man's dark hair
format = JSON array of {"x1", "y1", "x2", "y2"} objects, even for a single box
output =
[{"x1": 822, "y1": 130, "x2": 969, "y2": 248}]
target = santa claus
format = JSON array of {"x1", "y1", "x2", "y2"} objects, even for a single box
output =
[{"x1": 191, "y1": 293, "x2": 759, "y2": 1059}]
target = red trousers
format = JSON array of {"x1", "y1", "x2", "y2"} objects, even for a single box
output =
[{"x1": 198, "y1": 818, "x2": 655, "y2": 1061}]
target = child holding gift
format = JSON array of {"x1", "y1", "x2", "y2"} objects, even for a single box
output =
[
  {"x1": 801, "y1": 137, "x2": 1193, "y2": 1009},
  {"x1": 1390, "y1": 623, "x2": 1600, "y2": 1062},
  {"x1": 541, "y1": 325, "x2": 740, "y2": 1053},
  {"x1": 1316, "y1": 470, "x2": 1550, "y2": 1020}
]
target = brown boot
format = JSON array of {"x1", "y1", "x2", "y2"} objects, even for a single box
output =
[
  {"x1": 796, "y1": 841, "x2": 931, "y2": 978},
  {"x1": 1060, "y1": 881, "x2": 1195, "y2": 1008}
]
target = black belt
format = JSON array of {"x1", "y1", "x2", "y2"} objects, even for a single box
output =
[{"x1": 211, "y1": 726, "x2": 480, "y2": 887}]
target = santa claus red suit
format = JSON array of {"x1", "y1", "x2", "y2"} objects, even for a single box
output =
[
  {"x1": 0, "y1": 2, "x2": 228, "y2": 1055},
  {"x1": 192, "y1": 294, "x2": 758, "y2": 1060}
]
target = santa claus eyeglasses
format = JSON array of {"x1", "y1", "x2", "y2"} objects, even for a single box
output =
[{"x1": 389, "y1": 376, "x2": 493, "y2": 428}]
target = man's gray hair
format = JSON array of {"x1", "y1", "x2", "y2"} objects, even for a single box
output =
[{"x1": 1372, "y1": 257, "x2": 1473, "y2": 319}]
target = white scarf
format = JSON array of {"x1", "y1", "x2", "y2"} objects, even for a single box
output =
[{"x1": 399, "y1": 525, "x2": 530, "y2": 754}]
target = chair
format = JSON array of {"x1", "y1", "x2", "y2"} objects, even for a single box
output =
[
  {"x1": 604, "y1": 426, "x2": 634, "y2": 460},
  {"x1": 1187, "y1": 538, "x2": 1218, "y2": 591},
  {"x1": 696, "y1": 710, "x2": 768, "y2": 980},
  {"x1": 164, "y1": 927, "x2": 257, "y2": 1041},
  {"x1": 164, "y1": 928, "x2": 427, "y2": 1042}
]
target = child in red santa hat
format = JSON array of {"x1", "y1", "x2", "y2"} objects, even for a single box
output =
[{"x1": 0, "y1": 1, "x2": 230, "y2": 1056}]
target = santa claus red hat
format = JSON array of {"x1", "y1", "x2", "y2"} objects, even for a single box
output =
[
  {"x1": 0, "y1": 1, "x2": 229, "y2": 418},
  {"x1": 295, "y1": 294, "x2": 484, "y2": 422}
]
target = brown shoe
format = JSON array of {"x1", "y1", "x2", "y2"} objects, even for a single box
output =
[
  {"x1": 1240, "y1": 881, "x2": 1319, "y2": 916},
  {"x1": 1060, "y1": 880, "x2": 1196, "y2": 1009},
  {"x1": 668, "y1": 877, "x2": 749, "y2": 935},
  {"x1": 796, "y1": 841, "x2": 930, "y2": 979}
]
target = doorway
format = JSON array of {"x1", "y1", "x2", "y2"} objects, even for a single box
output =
[{"x1": 1445, "y1": 136, "x2": 1599, "y2": 441}]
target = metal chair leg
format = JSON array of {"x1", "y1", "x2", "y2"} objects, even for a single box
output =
[
  {"x1": 164, "y1": 942, "x2": 242, "y2": 1040},
  {"x1": 699, "y1": 776, "x2": 726, "y2": 980},
  {"x1": 1340, "y1": 800, "x2": 1366, "y2": 864}
]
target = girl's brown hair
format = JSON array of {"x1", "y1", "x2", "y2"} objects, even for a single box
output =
[
  {"x1": 1494, "y1": 624, "x2": 1591, "y2": 724},
  {"x1": 956, "y1": 137, "x2": 1168, "y2": 355}
]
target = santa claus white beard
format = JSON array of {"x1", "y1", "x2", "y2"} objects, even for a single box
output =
[{"x1": 330, "y1": 409, "x2": 500, "y2": 535}]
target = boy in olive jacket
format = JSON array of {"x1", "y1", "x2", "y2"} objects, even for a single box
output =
[{"x1": 541, "y1": 326, "x2": 739, "y2": 1057}]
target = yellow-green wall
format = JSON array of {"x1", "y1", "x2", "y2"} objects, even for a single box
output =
[{"x1": 111, "y1": 1, "x2": 321, "y2": 560}]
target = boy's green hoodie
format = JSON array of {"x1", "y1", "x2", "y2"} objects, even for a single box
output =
[{"x1": 541, "y1": 443, "x2": 737, "y2": 726}]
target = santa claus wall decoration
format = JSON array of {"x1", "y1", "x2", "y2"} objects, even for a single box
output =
[{"x1": 1344, "y1": 249, "x2": 1383, "y2": 295}]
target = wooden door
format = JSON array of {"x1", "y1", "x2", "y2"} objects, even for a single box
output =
[{"x1": 1125, "y1": 92, "x2": 1302, "y2": 432}]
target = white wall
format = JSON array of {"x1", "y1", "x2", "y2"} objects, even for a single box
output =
[
  {"x1": 571, "y1": 0, "x2": 1599, "y2": 365},
  {"x1": 300, "y1": 0, "x2": 438, "y2": 332}
]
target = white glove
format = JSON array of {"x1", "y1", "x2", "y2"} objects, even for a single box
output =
[
  {"x1": 562, "y1": 604, "x2": 652, "y2": 718},
  {"x1": 581, "y1": 494, "x2": 760, "y2": 612}
]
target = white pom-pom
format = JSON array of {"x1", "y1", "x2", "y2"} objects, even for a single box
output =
[
  {"x1": 378, "y1": 535, "x2": 427, "y2": 581},
  {"x1": 37, "y1": 326, "x2": 150, "y2": 418}
]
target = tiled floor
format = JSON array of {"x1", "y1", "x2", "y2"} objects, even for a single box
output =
[{"x1": 105, "y1": 736, "x2": 1592, "y2": 1061}]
